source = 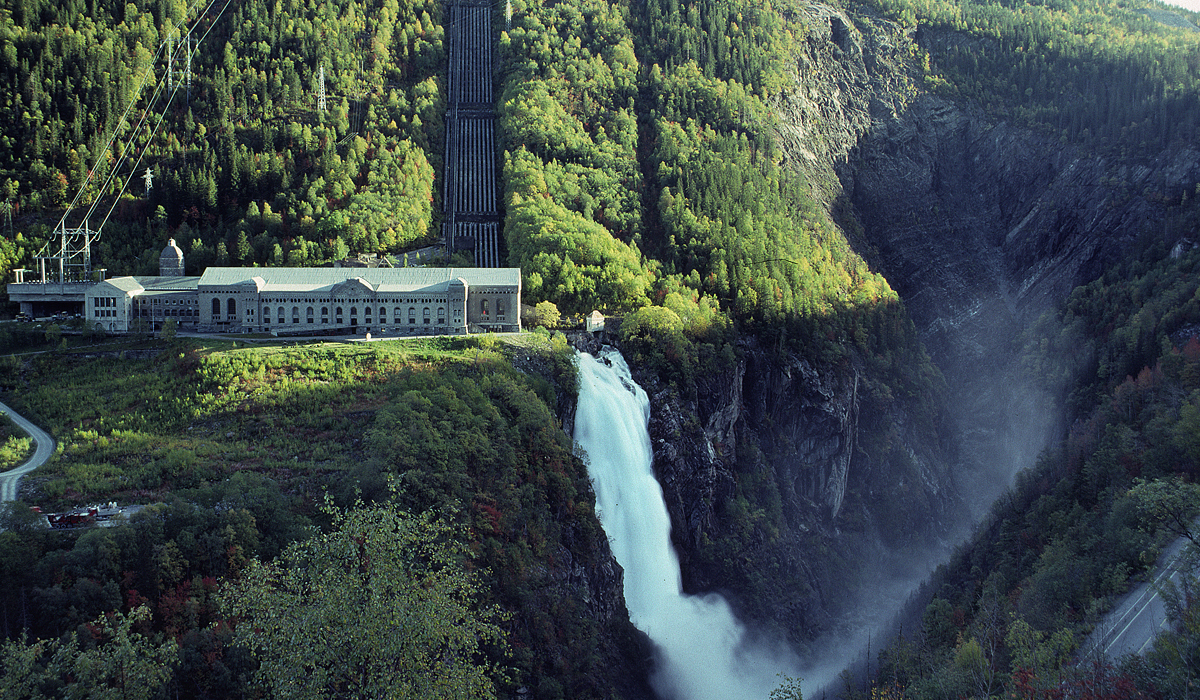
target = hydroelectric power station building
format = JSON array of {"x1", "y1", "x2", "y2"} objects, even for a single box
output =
[{"x1": 9, "y1": 239, "x2": 522, "y2": 336}]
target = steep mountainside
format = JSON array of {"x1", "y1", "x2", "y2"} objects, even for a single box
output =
[
  {"x1": 776, "y1": 0, "x2": 1200, "y2": 510},
  {"x1": 632, "y1": 0, "x2": 1200, "y2": 667},
  {"x1": 4, "y1": 0, "x2": 1200, "y2": 696}
]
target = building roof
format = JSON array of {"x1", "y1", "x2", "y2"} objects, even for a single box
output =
[
  {"x1": 89, "y1": 276, "x2": 201, "y2": 295},
  {"x1": 159, "y1": 239, "x2": 184, "y2": 262},
  {"x1": 92, "y1": 277, "x2": 145, "y2": 294},
  {"x1": 197, "y1": 267, "x2": 520, "y2": 294},
  {"x1": 133, "y1": 276, "x2": 201, "y2": 291}
]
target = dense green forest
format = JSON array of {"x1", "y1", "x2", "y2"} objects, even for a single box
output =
[
  {"x1": 0, "y1": 0, "x2": 444, "y2": 276},
  {"x1": 862, "y1": 246, "x2": 1200, "y2": 699},
  {"x1": 498, "y1": 0, "x2": 953, "y2": 654},
  {"x1": 0, "y1": 334, "x2": 649, "y2": 699},
  {"x1": 873, "y1": 0, "x2": 1200, "y2": 155}
]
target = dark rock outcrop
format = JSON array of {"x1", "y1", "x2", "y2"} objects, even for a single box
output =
[
  {"x1": 779, "y1": 0, "x2": 1200, "y2": 511},
  {"x1": 627, "y1": 333, "x2": 954, "y2": 645}
]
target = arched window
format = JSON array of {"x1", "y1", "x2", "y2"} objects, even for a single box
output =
[
  {"x1": 481, "y1": 299, "x2": 490, "y2": 316},
  {"x1": 227, "y1": 298, "x2": 237, "y2": 317},
  {"x1": 394, "y1": 307, "x2": 402, "y2": 322},
  {"x1": 276, "y1": 307, "x2": 284, "y2": 323},
  {"x1": 379, "y1": 306, "x2": 387, "y2": 322},
  {"x1": 364, "y1": 306, "x2": 372, "y2": 320},
  {"x1": 322, "y1": 307, "x2": 329, "y2": 323},
  {"x1": 496, "y1": 300, "x2": 505, "y2": 316},
  {"x1": 408, "y1": 307, "x2": 416, "y2": 324},
  {"x1": 423, "y1": 307, "x2": 431, "y2": 325},
  {"x1": 211, "y1": 298, "x2": 220, "y2": 316},
  {"x1": 307, "y1": 307, "x2": 314, "y2": 323},
  {"x1": 437, "y1": 307, "x2": 446, "y2": 324},
  {"x1": 292, "y1": 306, "x2": 300, "y2": 323},
  {"x1": 336, "y1": 306, "x2": 344, "y2": 322}
]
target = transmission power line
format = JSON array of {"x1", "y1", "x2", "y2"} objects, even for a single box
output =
[{"x1": 36, "y1": 0, "x2": 234, "y2": 285}]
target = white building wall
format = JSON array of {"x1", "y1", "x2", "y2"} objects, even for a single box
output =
[{"x1": 84, "y1": 282, "x2": 135, "y2": 333}]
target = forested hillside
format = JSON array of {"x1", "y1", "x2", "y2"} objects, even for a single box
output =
[
  {"x1": 875, "y1": 0, "x2": 1200, "y2": 155},
  {"x1": 869, "y1": 246, "x2": 1200, "y2": 699},
  {"x1": 0, "y1": 0, "x2": 444, "y2": 275},
  {"x1": 496, "y1": 0, "x2": 962, "y2": 665},
  {"x1": 2, "y1": 0, "x2": 1200, "y2": 697},
  {"x1": 0, "y1": 335, "x2": 651, "y2": 699},
  {"x1": 821, "y1": 0, "x2": 1200, "y2": 695}
]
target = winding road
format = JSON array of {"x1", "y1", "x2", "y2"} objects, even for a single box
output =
[
  {"x1": 1082, "y1": 533, "x2": 1194, "y2": 661},
  {"x1": 0, "y1": 399, "x2": 55, "y2": 503}
]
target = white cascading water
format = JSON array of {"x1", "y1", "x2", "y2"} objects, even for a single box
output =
[{"x1": 574, "y1": 349, "x2": 794, "y2": 700}]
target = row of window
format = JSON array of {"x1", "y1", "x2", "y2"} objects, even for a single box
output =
[
  {"x1": 208, "y1": 300, "x2": 476, "y2": 315},
  {"x1": 264, "y1": 306, "x2": 446, "y2": 319},
  {"x1": 261, "y1": 305, "x2": 450, "y2": 326},
  {"x1": 205, "y1": 298, "x2": 506, "y2": 319},
  {"x1": 479, "y1": 299, "x2": 506, "y2": 315},
  {"x1": 263, "y1": 316, "x2": 447, "y2": 326},
  {"x1": 137, "y1": 308, "x2": 196, "y2": 317},
  {"x1": 267, "y1": 297, "x2": 443, "y2": 305}
]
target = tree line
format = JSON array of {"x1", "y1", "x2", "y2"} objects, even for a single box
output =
[{"x1": 873, "y1": 0, "x2": 1200, "y2": 156}]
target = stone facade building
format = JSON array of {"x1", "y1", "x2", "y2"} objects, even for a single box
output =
[
  {"x1": 73, "y1": 240, "x2": 522, "y2": 335},
  {"x1": 194, "y1": 266, "x2": 520, "y2": 334},
  {"x1": 87, "y1": 274, "x2": 200, "y2": 333}
]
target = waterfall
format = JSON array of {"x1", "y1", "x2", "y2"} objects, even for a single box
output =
[{"x1": 574, "y1": 349, "x2": 794, "y2": 700}]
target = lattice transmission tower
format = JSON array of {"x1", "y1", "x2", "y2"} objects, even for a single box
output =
[
  {"x1": 168, "y1": 30, "x2": 175, "y2": 89},
  {"x1": 31, "y1": 221, "x2": 101, "y2": 283},
  {"x1": 318, "y1": 64, "x2": 327, "y2": 112}
]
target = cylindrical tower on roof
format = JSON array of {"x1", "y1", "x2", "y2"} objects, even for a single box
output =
[{"x1": 159, "y1": 238, "x2": 185, "y2": 276}]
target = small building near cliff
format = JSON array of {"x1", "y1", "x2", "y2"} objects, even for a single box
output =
[{"x1": 586, "y1": 310, "x2": 605, "y2": 333}]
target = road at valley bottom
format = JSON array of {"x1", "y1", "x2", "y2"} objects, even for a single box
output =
[
  {"x1": 1082, "y1": 533, "x2": 1194, "y2": 661},
  {"x1": 0, "y1": 399, "x2": 55, "y2": 503}
]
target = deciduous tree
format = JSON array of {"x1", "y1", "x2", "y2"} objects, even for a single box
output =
[{"x1": 222, "y1": 501, "x2": 505, "y2": 700}]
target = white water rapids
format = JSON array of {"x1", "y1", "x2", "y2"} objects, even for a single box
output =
[{"x1": 574, "y1": 349, "x2": 796, "y2": 700}]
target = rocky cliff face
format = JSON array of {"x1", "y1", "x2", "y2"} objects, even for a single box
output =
[
  {"x1": 628, "y1": 333, "x2": 955, "y2": 645},
  {"x1": 779, "y1": 0, "x2": 1200, "y2": 508},
  {"x1": 632, "y1": 0, "x2": 1200, "y2": 650},
  {"x1": 645, "y1": 342, "x2": 863, "y2": 549}
]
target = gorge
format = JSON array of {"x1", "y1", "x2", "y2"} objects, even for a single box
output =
[
  {"x1": 575, "y1": 348, "x2": 800, "y2": 699},
  {"x1": 1, "y1": 0, "x2": 1198, "y2": 697},
  {"x1": 602, "y1": 0, "x2": 1200, "y2": 692}
]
